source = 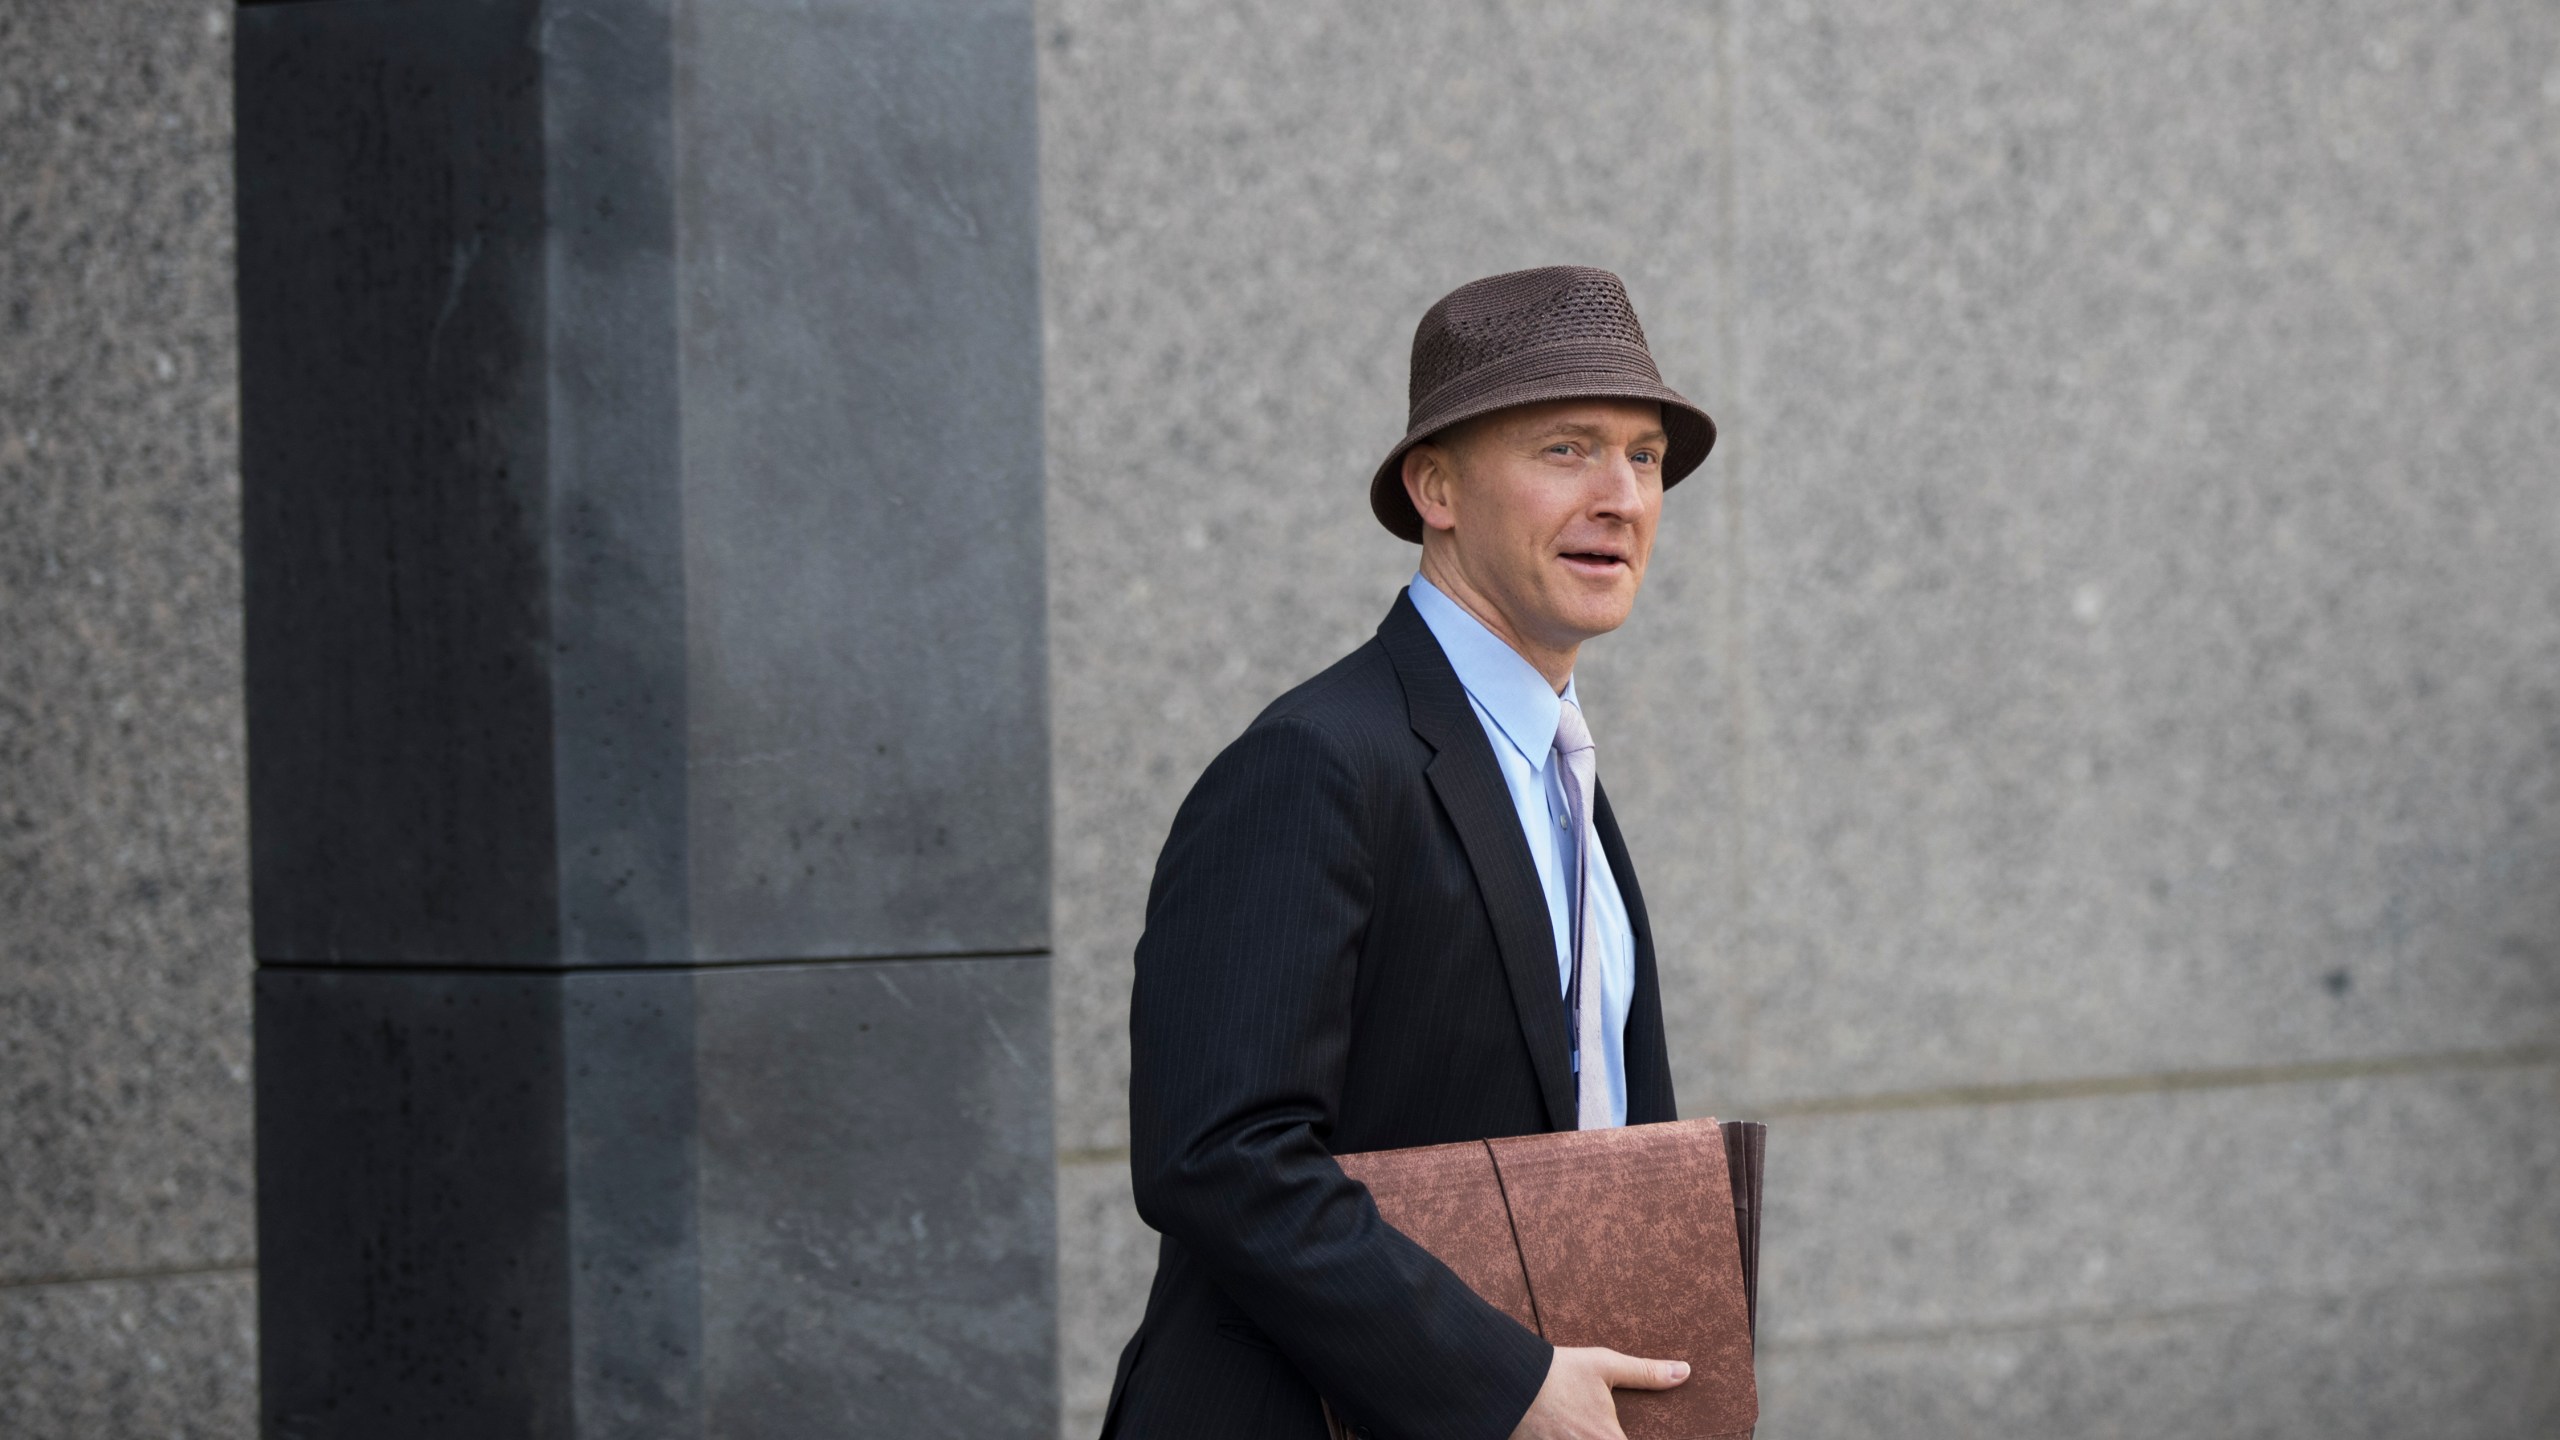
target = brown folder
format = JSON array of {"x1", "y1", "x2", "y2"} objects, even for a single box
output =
[{"x1": 1326, "y1": 1117, "x2": 1762, "y2": 1440}]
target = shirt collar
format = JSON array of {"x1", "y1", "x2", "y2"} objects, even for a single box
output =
[{"x1": 1407, "y1": 572, "x2": 1577, "y2": 766}]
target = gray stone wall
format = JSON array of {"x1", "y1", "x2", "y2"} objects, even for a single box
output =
[
  {"x1": 1, "y1": 4, "x2": 256, "y2": 1436},
  {"x1": 6, "y1": 1, "x2": 2557, "y2": 1437},
  {"x1": 1042, "y1": 0, "x2": 2560, "y2": 1436}
]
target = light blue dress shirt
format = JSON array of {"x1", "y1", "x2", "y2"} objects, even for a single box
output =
[{"x1": 1408, "y1": 573, "x2": 1634, "y2": 1127}]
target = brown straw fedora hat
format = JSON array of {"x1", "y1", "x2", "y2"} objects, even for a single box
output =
[{"x1": 1369, "y1": 266, "x2": 1716, "y2": 543}]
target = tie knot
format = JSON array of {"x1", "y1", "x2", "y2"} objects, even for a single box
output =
[{"x1": 1552, "y1": 698, "x2": 1595, "y2": 759}]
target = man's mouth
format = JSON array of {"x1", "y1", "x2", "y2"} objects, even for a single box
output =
[{"x1": 1559, "y1": 550, "x2": 1628, "y2": 573}]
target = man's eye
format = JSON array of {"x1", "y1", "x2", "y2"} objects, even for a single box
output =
[{"x1": 1633, "y1": 449, "x2": 1660, "y2": 465}]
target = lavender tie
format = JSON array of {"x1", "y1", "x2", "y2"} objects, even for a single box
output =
[{"x1": 1552, "y1": 699, "x2": 1614, "y2": 1130}]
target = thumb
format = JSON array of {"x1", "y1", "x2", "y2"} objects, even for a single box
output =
[{"x1": 1595, "y1": 1349, "x2": 1691, "y2": 1391}]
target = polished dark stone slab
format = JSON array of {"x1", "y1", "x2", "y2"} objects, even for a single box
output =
[
  {"x1": 236, "y1": 0, "x2": 565, "y2": 968},
  {"x1": 238, "y1": 2, "x2": 1054, "y2": 1435},
  {"x1": 255, "y1": 968, "x2": 578, "y2": 1438},
  {"x1": 257, "y1": 958, "x2": 1056, "y2": 1440},
  {"x1": 236, "y1": 0, "x2": 1046, "y2": 968},
  {"x1": 693, "y1": 958, "x2": 1058, "y2": 1433}
]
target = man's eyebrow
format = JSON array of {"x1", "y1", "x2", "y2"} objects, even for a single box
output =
[{"x1": 1523, "y1": 421, "x2": 1671, "y2": 446}]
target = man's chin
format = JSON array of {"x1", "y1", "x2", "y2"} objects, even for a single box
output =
[{"x1": 1544, "y1": 592, "x2": 1639, "y2": 645}]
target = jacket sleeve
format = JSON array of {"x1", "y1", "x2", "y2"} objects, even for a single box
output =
[{"x1": 1127, "y1": 715, "x2": 1552, "y2": 1440}]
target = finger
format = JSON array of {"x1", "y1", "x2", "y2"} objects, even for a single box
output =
[{"x1": 1595, "y1": 1349, "x2": 1691, "y2": 1391}]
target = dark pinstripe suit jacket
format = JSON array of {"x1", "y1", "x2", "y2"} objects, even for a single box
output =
[{"x1": 1103, "y1": 591, "x2": 1678, "y2": 1440}]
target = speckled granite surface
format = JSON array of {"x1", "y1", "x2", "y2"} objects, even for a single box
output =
[
  {"x1": 0, "y1": 1272, "x2": 256, "y2": 1440},
  {"x1": 0, "y1": 2, "x2": 251, "y2": 1285},
  {"x1": 1, "y1": 5, "x2": 253, "y2": 1436}
]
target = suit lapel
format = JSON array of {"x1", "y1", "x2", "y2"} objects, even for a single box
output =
[
  {"x1": 1594, "y1": 783, "x2": 1677, "y2": 1123},
  {"x1": 1378, "y1": 594, "x2": 1577, "y2": 1132}
]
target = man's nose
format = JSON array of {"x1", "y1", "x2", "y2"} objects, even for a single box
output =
[{"x1": 1589, "y1": 448, "x2": 1645, "y2": 517}]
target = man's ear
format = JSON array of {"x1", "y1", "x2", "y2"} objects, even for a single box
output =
[{"x1": 1402, "y1": 442, "x2": 1461, "y2": 535}]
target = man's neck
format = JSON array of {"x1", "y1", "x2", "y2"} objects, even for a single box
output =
[{"x1": 1416, "y1": 550, "x2": 1577, "y2": 693}]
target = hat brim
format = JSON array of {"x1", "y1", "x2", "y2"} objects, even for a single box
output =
[{"x1": 1368, "y1": 377, "x2": 1717, "y2": 544}]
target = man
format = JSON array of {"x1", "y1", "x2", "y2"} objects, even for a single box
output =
[{"x1": 1104, "y1": 267, "x2": 1717, "y2": 1440}]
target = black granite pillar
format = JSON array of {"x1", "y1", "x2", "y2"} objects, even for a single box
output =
[{"x1": 234, "y1": 2, "x2": 1051, "y2": 1435}]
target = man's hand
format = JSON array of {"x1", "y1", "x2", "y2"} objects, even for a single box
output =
[{"x1": 1507, "y1": 1345, "x2": 1690, "y2": 1440}]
